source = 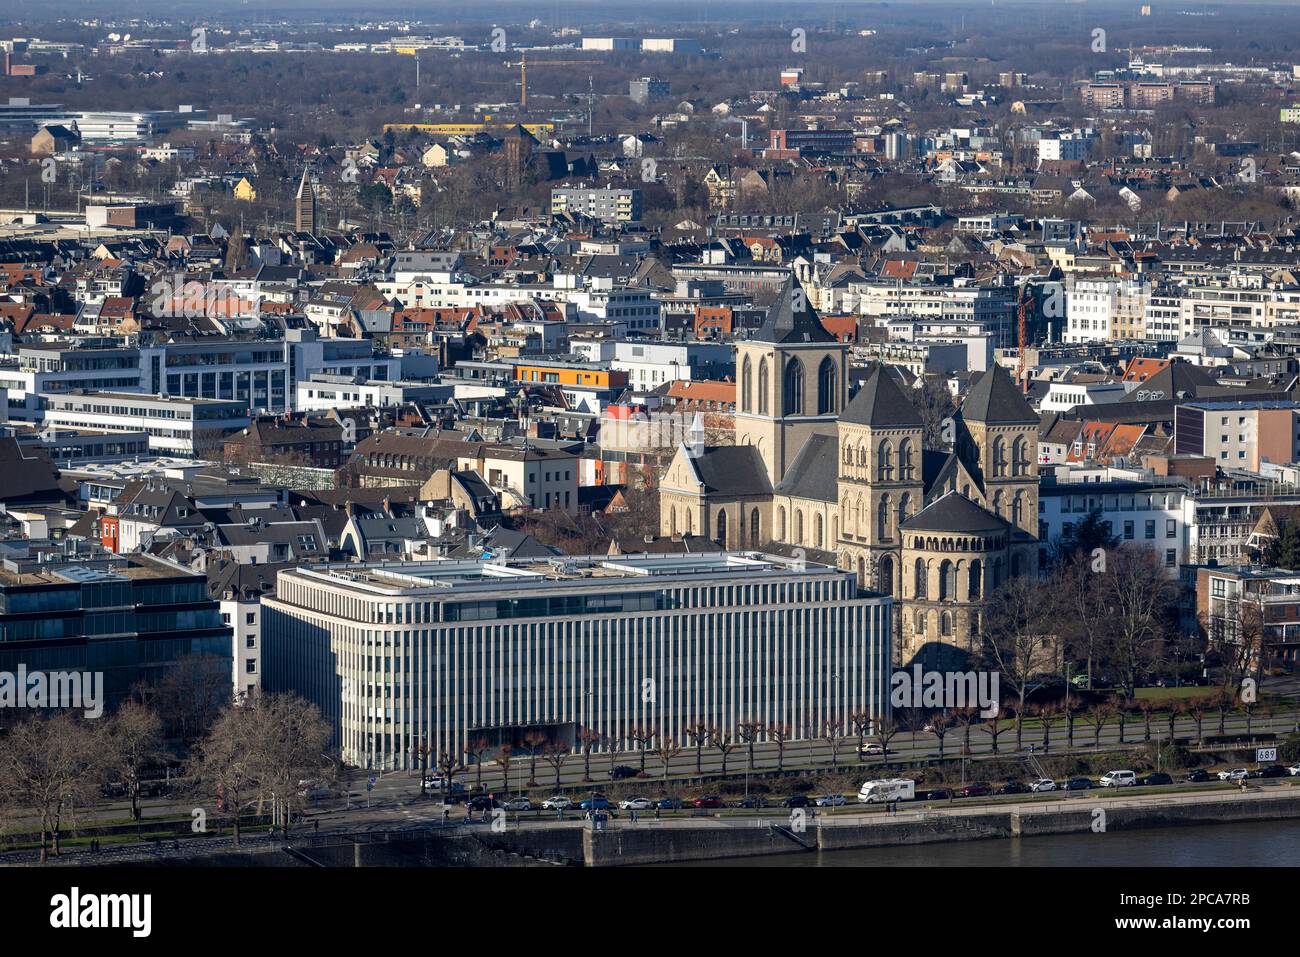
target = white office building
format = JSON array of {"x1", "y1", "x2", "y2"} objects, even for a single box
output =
[
  {"x1": 41, "y1": 392, "x2": 249, "y2": 457},
  {"x1": 263, "y1": 554, "x2": 892, "y2": 770}
]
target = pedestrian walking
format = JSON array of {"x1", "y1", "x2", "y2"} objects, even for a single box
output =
[
  {"x1": 654, "y1": 807, "x2": 660, "y2": 820},
  {"x1": 314, "y1": 819, "x2": 320, "y2": 833}
]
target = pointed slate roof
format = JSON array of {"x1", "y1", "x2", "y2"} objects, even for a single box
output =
[
  {"x1": 841, "y1": 363, "x2": 924, "y2": 428},
  {"x1": 960, "y1": 366, "x2": 1039, "y2": 425},
  {"x1": 752, "y1": 275, "x2": 836, "y2": 345},
  {"x1": 902, "y1": 489, "x2": 1008, "y2": 534},
  {"x1": 775, "y1": 433, "x2": 838, "y2": 502},
  {"x1": 689, "y1": 446, "x2": 773, "y2": 497}
]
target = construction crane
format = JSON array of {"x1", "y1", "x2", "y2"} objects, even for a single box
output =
[
  {"x1": 509, "y1": 52, "x2": 597, "y2": 108},
  {"x1": 1015, "y1": 285, "x2": 1033, "y2": 394}
]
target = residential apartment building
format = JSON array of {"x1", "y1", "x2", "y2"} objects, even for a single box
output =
[
  {"x1": 550, "y1": 186, "x2": 643, "y2": 224},
  {"x1": 262, "y1": 554, "x2": 892, "y2": 770}
]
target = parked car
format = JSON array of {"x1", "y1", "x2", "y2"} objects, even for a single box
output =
[
  {"x1": 782, "y1": 794, "x2": 813, "y2": 808},
  {"x1": 502, "y1": 797, "x2": 532, "y2": 811},
  {"x1": 857, "y1": 742, "x2": 885, "y2": 755},
  {"x1": 541, "y1": 795, "x2": 572, "y2": 810},
  {"x1": 920, "y1": 788, "x2": 952, "y2": 801},
  {"x1": 578, "y1": 795, "x2": 611, "y2": 811},
  {"x1": 959, "y1": 782, "x2": 992, "y2": 798},
  {"x1": 1184, "y1": 769, "x2": 1211, "y2": 783},
  {"x1": 998, "y1": 781, "x2": 1030, "y2": 795},
  {"x1": 467, "y1": 795, "x2": 500, "y2": 811},
  {"x1": 815, "y1": 794, "x2": 848, "y2": 807},
  {"x1": 610, "y1": 765, "x2": 640, "y2": 780},
  {"x1": 1218, "y1": 768, "x2": 1249, "y2": 782},
  {"x1": 1288, "y1": 764, "x2": 1300, "y2": 777},
  {"x1": 1099, "y1": 770, "x2": 1137, "y2": 788},
  {"x1": 732, "y1": 795, "x2": 767, "y2": 809},
  {"x1": 619, "y1": 797, "x2": 653, "y2": 810},
  {"x1": 1029, "y1": 778, "x2": 1058, "y2": 792},
  {"x1": 1061, "y1": 777, "x2": 1093, "y2": 791},
  {"x1": 655, "y1": 796, "x2": 683, "y2": 810},
  {"x1": 1254, "y1": 765, "x2": 1289, "y2": 779},
  {"x1": 1137, "y1": 772, "x2": 1173, "y2": 787},
  {"x1": 692, "y1": 795, "x2": 724, "y2": 809}
]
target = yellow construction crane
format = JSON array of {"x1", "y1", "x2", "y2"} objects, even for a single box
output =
[{"x1": 508, "y1": 52, "x2": 597, "y2": 108}]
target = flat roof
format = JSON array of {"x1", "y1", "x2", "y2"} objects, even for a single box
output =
[{"x1": 284, "y1": 552, "x2": 863, "y2": 598}]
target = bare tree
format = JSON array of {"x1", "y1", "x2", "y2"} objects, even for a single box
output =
[
  {"x1": 983, "y1": 576, "x2": 1058, "y2": 751},
  {"x1": 737, "y1": 720, "x2": 764, "y2": 777},
  {"x1": 954, "y1": 707, "x2": 980, "y2": 756},
  {"x1": 106, "y1": 701, "x2": 164, "y2": 823},
  {"x1": 980, "y1": 706, "x2": 1008, "y2": 754},
  {"x1": 496, "y1": 743, "x2": 514, "y2": 793},
  {"x1": 875, "y1": 715, "x2": 900, "y2": 759},
  {"x1": 1103, "y1": 547, "x2": 1179, "y2": 698},
  {"x1": 767, "y1": 723, "x2": 791, "y2": 770},
  {"x1": 577, "y1": 728, "x2": 601, "y2": 783},
  {"x1": 0, "y1": 714, "x2": 103, "y2": 862},
  {"x1": 1137, "y1": 698, "x2": 1156, "y2": 742},
  {"x1": 1188, "y1": 696, "x2": 1210, "y2": 745},
  {"x1": 684, "y1": 720, "x2": 711, "y2": 774},
  {"x1": 929, "y1": 711, "x2": 952, "y2": 759},
  {"x1": 465, "y1": 736, "x2": 491, "y2": 792},
  {"x1": 654, "y1": 738, "x2": 682, "y2": 781},
  {"x1": 849, "y1": 710, "x2": 874, "y2": 759},
  {"x1": 541, "y1": 742, "x2": 569, "y2": 790},
  {"x1": 1036, "y1": 702, "x2": 1059, "y2": 752},
  {"x1": 628, "y1": 725, "x2": 657, "y2": 773},
  {"x1": 522, "y1": 730, "x2": 546, "y2": 786},
  {"x1": 1111, "y1": 696, "x2": 1129, "y2": 744},
  {"x1": 1089, "y1": 701, "x2": 1116, "y2": 749},
  {"x1": 823, "y1": 718, "x2": 845, "y2": 767},
  {"x1": 711, "y1": 729, "x2": 737, "y2": 776}
]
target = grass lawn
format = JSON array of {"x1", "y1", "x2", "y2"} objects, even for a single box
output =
[{"x1": 1132, "y1": 686, "x2": 1216, "y2": 703}]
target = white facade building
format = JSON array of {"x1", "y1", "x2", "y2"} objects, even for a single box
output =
[{"x1": 263, "y1": 554, "x2": 892, "y2": 770}]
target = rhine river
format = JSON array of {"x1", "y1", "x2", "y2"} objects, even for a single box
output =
[{"x1": 683, "y1": 818, "x2": 1300, "y2": 866}]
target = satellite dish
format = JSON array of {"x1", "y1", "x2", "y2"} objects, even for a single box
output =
[{"x1": 123, "y1": 33, "x2": 132, "y2": 42}]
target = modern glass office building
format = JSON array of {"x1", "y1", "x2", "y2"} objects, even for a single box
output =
[
  {"x1": 263, "y1": 554, "x2": 892, "y2": 771},
  {"x1": 0, "y1": 551, "x2": 232, "y2": 713}
]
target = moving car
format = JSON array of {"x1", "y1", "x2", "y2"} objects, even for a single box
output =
[
  {"x1": 619, "y1": 797, "x2": 653, "y2": 810},
  {"x1": 467, "y1": 795, "x2": 500, "y2": 811},
  {"x1": 502, "y1": 797, "x2": 532, "y2": 811},
  {"x1": 815, "y1": 794, "x2": 848, "y2": 807},
  {"x1": 541, "y1": 795, "x2": 573, "y2": 810},
  {"x1": 578, "y1": 795, "x2": 611, "y2": 811},
  {"x1": 655, "y1": 796, "x2": 682, "y2": 810},
  {"x1": 732, "y1": 795, "x2": 767, "y2": 809},
  {"x1": 1184, "y1": 769, "x2": 1211, "y2": 783},
  {"x1": 1061, "y1": 777, "x2": 1093, "y2": 791},
  {"x1": 1029, "y1": 779, "x2": 1058, "y2": 792},
  {"x1": 1254, "y1": 765, "x2": 1289, "y2": 779},
  {"x1": 1289, "y1": 764, "x2": 1300, "y2": 777},
  {"x1": 959, "y1": 782, "x2": 992, "y2": 798},
  {"x1": 1217, "y1": 768, "x2": 1249, "y2": 782},
  {"x1": 610, "y1": 765, "x2": 640, "y2": 780},
  {"x1": 920, "y1": 788, "x2": 952, "y2": 801},
  {"x1": 857, "y1": 742, "x2": 885, "y2": 756},
  {"x1": 782, "y1": 794, "x2": 813, "y2": 808},
  {"x1": 998, "y1": 781, "x2": 1030, "y2": 795},
  {"x1": 692, "y1": 795, "x2": 724, "y2": 809},
  {"x1": 1137, "y1": 773, "x2": 1173, "y2": 787},
  {"x1": 1099, "y1": 770, "x2": 1137, "y2": 788}
]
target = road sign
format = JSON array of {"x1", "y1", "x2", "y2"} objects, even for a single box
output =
[
  {"x1": 1256, "y1": 747, "x2": 1277, "y2": 763},
  {"x1": 367, "y1": 776, "x2": 376, "y2": 791}
]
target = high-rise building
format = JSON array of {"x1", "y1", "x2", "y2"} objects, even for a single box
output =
[{"x1": 263, "y1": 554, "x2": 892, "y2": 770}]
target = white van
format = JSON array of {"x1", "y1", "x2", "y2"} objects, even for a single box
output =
[
  {"x1": 1099, "y1": 770, "x2": 1136, "y2": 788},
  {"x1": 857, "y1": 779, "x2": 916, "y2": 803}
]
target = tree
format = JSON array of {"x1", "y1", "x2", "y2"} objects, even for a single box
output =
[
  {"x1": 1089, "y1": 701, "x2": 1116, "y2": 748},
  {"x1": 849, "y1": 710, "x2": 874, "y2": 760},
  {"x1": 1036, "y1": 702, "x2": 1059, "y2": 752},
  {"x1": 252, "y1": 694, "x2": 334, "y2": 835},
  {"x1": 979, "y1": 706, "x2": 1007, "y2": 754},
  {"x1": 0, "y1": 713, "x2": 103, "y2": 862},
  {"x1": 875, "y1": 716, "x2": 900, "y2": 758},
  {"x1": 654, "y1": 738, "x2": 682, "y2": 781},
  {"x1": 106, "y1": 701, "x2": 164, "y2": 823},
  {"x1": 1168, "y1": 700, "x2": 1186, "y2": 740},
  {"x1": 684, "y1": 720, "x2": 711, "y2": 774},
  {"x1": 577, "y1": 729, "x2": 601, "y2": 783},
  {"x1": 140, "y1": 654, "x2": 231, "y2": 746},
  {"x1": 1050, "y1": 507, "x2": 1120, "y2": 567},
  {"x1": 984, "y1": 576, "x2": 1058, "y2": 751},
  {"x1": 628, "y1": 725, "x2": 657, "y2": 773},
  {"x1": 823, "y1": 718, "x2": 845, "y2": 767},
  {"x1": 541, "y1": 742, "x2": 569, "y2": 789},
  {"x1": 466, "y1": 736, "x2": 491, "y2": 791},
  {"x1": 767, "y1": 723, "x2": 791, "y2": 770},
  {"x1": 711, "y1": 729, "x2": 737, "y2": 775},
  {"x1": 737, "y1": 720, "x2": 764, "y2": 777},
  {"x1": 496, "y1": 743, "x2": 515, "y2": 793},
  {"x1": 189, "y1": 706, "x2": 260, "y2": 847},
  {"x1": 1111, "y1": 696, "x2": 1129, "y2": 744},
  {"x1": 1188, "y1": 696, "x2": 1210, "y2": 745},
  {"x1": 522, "y1": 730, "x2": 546, "y2": 787},
  {"x1": 929, "y1": 711, "x2": 952, "y2": 759},
  {"x1": 1102, "y1": 547, "x2": 1180, "y2": 698},
  {"x1": 1264, "y1": 520, "x2": 1300, "y2": 569}
]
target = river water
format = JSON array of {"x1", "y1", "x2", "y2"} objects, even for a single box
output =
[{"x1": 690, "y1": 818, "x2": 1300, "y2": 867}]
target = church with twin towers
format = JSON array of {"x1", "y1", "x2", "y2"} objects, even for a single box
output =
[{"x1": 658, "y1": 277, "x2": 1041, "y2": 667}]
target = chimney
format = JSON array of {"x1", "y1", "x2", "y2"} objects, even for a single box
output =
[
  {"x1": 345, "y1": 502, "x2": 355, "y2": 517},
  {"x1": 382, "y1": 496, "x2": 392, "y2": 515}
]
